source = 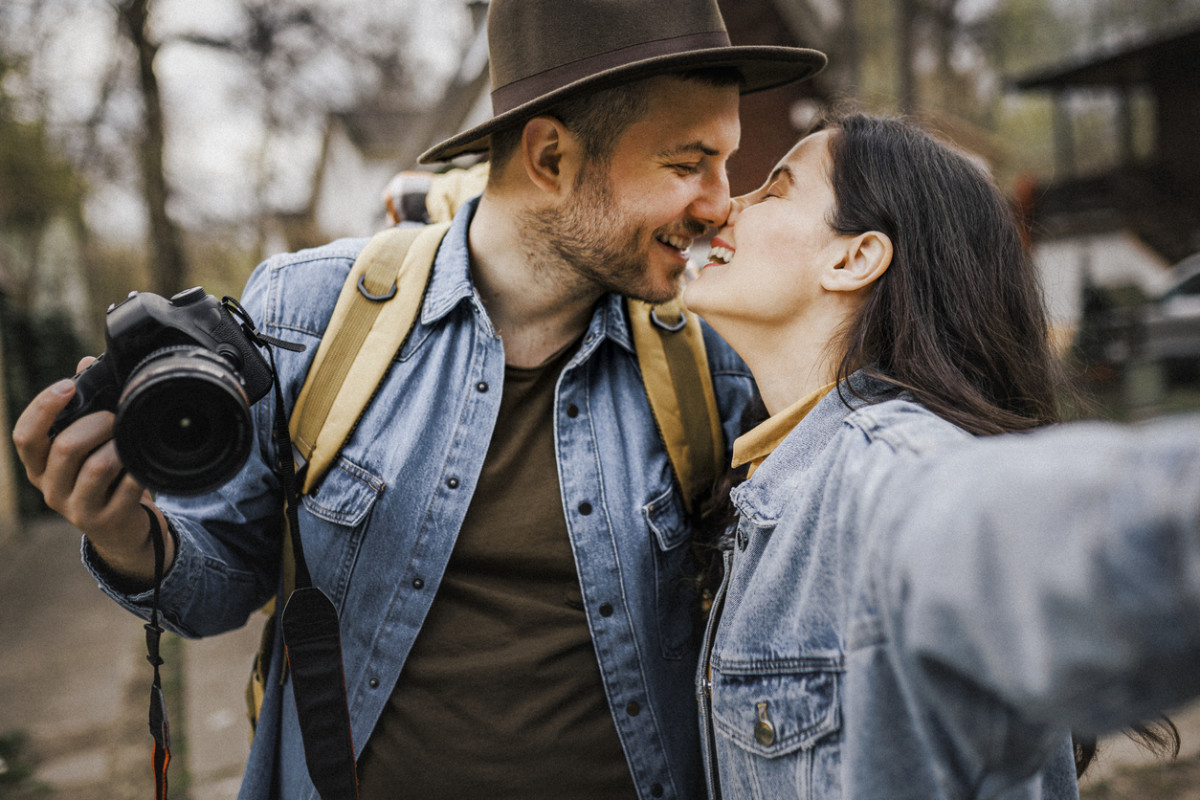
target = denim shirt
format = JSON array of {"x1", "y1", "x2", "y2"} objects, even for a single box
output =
[
  {"x1": 699, "y1": 376, "x2": 1200, "y2": 799},
  {"x1": 85, "y1": 197, "x2": 757, "y2": 800}
]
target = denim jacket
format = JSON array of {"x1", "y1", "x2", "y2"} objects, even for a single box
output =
[
  {"x1": 700, "y1": 374, "x2": 1200, "y2": 800},
  {"x1": 85, "y1": 198, "x2": 757, "y2": 800}
]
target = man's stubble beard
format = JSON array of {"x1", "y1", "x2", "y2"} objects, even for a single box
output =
[{"x1": 521, "y1": 164, "x2": 690, "y2": 305}]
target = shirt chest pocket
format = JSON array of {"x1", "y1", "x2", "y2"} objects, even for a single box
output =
[
  {"x1": 710, "y1": 665, "x2": 843, "y2": 800},
  {"x1": 299, "y1": 455, "x2": 385, "y2": 607}
]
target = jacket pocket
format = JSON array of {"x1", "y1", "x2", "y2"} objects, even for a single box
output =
[
  {"x1": 642, "y1": 484, "x2": 697, "y2": 660},
  {"x1": 299, "y1": 455, "x2": 385, "y2": 606},
  {"x1": 710, "y1": 664, "x2": 843, "y2": 799}
]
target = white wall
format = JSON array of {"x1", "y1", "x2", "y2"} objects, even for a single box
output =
[{"x1": 1033, "y1": 230, "x2": 1172, "y2": 347}]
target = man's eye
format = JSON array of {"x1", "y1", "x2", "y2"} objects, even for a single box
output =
[{"x1": 670, "y1": 163, "x2": 701, "y2": 175}]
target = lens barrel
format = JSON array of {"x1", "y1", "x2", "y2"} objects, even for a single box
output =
[{"x1": 114, "y1": 347, "x2": 254, "y2": 496}]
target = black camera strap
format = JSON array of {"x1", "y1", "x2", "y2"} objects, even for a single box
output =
[
  {"x1": 142, "y1": 503, "x2": 171, "y2": 800},
  {"x1": 261, "y1": 335, "x2": 360, "y2": 800}
]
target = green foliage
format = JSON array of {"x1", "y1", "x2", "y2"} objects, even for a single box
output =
[
  {"x1": 0, "y1": 297, "x2": 86, "y2": 515},
  {"x1": 0, "y1": 117, "x2": 86, "y2": 233}
]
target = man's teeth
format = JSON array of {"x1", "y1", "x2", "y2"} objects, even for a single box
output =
[
  {"x1": 658, "y1": 234, "x2": 692, "y2": 253},
  {"x1": 707, "y1": 245, "x2": 733, "y2": 265}
]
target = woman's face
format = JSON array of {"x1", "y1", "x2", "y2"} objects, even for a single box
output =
[{"x1": 683, "y1": 129, "x2": 845, "y2": 337}]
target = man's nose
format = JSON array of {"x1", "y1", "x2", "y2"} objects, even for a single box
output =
[{"x1": 690, "y1": 170, "x2": 732, "y2": 228}]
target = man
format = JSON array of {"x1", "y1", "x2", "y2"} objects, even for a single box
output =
[{"x1": 12, "y1": 1, "x2": 824, "y2": 797}]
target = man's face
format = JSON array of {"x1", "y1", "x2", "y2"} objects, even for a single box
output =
[{"x1": 537, "y1": 75, "x2": 741, "y2": 304}]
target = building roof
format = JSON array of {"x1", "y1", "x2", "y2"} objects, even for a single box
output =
[{"x1": 1013, "y1": 20, "x2": 1200, "y2": 90}]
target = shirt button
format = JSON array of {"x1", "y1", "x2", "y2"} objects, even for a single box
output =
[
  {"x1": 578, "y1": 501, "x2": 593, "y2": 515},
  {"x1": 447, "y1": 477, "x2": 460, "y2": 489},
  {"x1": 598, "y1": 602, "x2": 614, "y2": 617},
  {"x1": 412, "y1": 578, "x2": 425, "y2": 590},
  {"x1": 650, "y1": 784, "x2": 664, "y2": 797},
  {"x1": 626, "y1": 701, "x2": 640, "y2": 716},
  {"x1": 567, "y1": 404, "x2": 579, "y2": 418},
  {"x1": 476, "y1": 381, "x2": 488, "y2": 393}
]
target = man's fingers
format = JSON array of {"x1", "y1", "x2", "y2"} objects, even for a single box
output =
[
  {"x1": 40, "y1": 413, "x2": 117, "y2": 512},
  {"x1": 12, "y1": 379, "x2": 77, "y2": 482}
]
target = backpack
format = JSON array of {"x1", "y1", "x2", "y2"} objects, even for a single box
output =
[{"x1": 246, "y1": 168, "x2": 726, "y2": 733}]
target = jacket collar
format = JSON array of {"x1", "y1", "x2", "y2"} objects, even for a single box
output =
[{"x1": 731, "y1": 371, "x2": 897, "y2": 525}]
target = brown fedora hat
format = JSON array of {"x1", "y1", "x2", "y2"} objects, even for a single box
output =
[{"x1": 419, "y1": 0, "x2": 827, "y2": 163}]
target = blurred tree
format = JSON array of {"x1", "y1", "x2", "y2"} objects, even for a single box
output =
[
  {"x1": 0, "y1": 54, "x2": 89, "y2": 311},
  {"x1": 114, "y1": 0, "x2": 189, "y2": 295},
  {"x1": 174, "y1": 0, "x2": 422, "y2": 255}
]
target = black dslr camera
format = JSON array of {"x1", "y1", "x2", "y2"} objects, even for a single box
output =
[{"x1": 50, "y1": 287, "x2": 275, "y2": 496}]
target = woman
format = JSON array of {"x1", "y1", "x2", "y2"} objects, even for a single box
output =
[{"x1": 682, "y1": 113, "x2": 1197, "y2": 799}]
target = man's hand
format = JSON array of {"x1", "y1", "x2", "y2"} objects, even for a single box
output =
[{"x1": 11, "y1": 358, "x2": 174, "y2": 583}]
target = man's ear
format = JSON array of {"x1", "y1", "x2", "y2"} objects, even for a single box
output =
[
  {"x1": 520, "y1": 116, "x2": 579, "y2": 196},
  {"x1": 822, "y1": 231, "x2": 892, "y2": 293}
]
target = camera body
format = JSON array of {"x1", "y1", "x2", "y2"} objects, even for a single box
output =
[{"x1": 51, "y1": 287, "x2": 274, "y2": 495}]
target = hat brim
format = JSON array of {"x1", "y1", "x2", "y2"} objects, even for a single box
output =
[{"x1": 418, "y1": 46, "x2": 827, "y2": 164}]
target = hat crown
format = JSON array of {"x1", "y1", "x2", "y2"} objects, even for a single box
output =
[{"x1": 488, "y1": 0, "x2": 728, "y2": 93}]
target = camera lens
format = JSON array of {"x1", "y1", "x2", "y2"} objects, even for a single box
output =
[{"x1": 114, "y1": 347, "x2": 255, "y2": 495}]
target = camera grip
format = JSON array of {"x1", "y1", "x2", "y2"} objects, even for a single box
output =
[{"x1": 48, "y1": 355, "x2": 120, "y2": 439}]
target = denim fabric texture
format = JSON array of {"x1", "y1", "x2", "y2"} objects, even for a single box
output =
[
  {"x1": 84, "y1": 197, "x2": 757, "y2": 800},
  {"x1": 700, "y1": 374, "x2": 1200, "y2": 800}
]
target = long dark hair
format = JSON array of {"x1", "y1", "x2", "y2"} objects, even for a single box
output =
[
  {"x1": 824, "y1": 112, "x2": 1064, "y2": 435},
  {"x1": 821, "y1": 112, "x2": 1178, "y2": 774}
]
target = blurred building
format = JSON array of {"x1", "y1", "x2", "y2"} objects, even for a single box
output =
[{"x1": 1013, "y1": 22, "x2": 1200, "y2": 349}]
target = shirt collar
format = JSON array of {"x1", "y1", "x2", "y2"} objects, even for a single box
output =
[
  {"x1": 732, "y1": 382, "x2": 838, "y2": 478},
  {"x1": 420, "y1": 195, "x2": 483, "y2": 326}
]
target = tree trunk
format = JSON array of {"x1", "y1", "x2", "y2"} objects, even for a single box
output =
[
  {"x1": 115, "y1": 0, "x2": 187, "y2": 295},
  {"x1": 897, "y1": 0, "x2": 919, "y2": 114}
]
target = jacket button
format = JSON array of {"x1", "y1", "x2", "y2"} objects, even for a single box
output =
[
  {"x1": 368, "y1": 677, "x2": 380, "y2": 689},
  {"x1": 754, "y1": 701, "x2": 776, "y2": 746},
  {"x1": 567, "y1": 404, "x2": 579, "y2": 418},
  {"x1": 598, "y1": 602, "x2": 614, "y2": 617},
  {"x1": 626, "y1": 701, "x2": 640, "y2": 717},
  {"x1": 650, "y1": 784, "x2": 664, "y2": 798},
  {"x1": 412, "y1": 578, "x2": 425, "y2": 590},
  {"x1": 447, "y1": 477, "x2": 459, "y2": 489},
  {"x1": 476, "y1": 381, "x2": 488, "y2": 392},
  {"x1": 578, "y1": 501, "x2": 593, "y2": 515}
]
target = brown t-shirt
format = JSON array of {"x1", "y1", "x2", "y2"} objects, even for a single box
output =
[{"x1": 356, "y1": 340, "x2": 636, "y2": 799}]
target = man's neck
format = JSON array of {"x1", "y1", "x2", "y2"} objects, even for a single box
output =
[{"x1": 468, "y1": 192, "x2": 603, "y2": 368}]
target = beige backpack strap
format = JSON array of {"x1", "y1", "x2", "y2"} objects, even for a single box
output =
[
  {"x1": 290, "y1": 221, "x2": 452, "y2": 494},
  {"x1": 627, "y1": 296, "x2": 725, "y2": 514}
]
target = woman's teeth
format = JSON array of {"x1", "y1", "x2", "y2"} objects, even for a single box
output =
[{"x1": 707, "y1": 244, "x2": 733, "y2": 265}]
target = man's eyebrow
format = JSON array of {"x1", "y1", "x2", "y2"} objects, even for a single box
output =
[{"x1": 656, "y1": 140, "x2": 722, "y2": 159}]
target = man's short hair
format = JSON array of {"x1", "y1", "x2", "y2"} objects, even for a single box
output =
[{"x1": 488, "y1": 67, "x2": 743, "y2": 177}]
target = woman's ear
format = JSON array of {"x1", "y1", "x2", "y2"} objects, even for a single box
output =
[
  {"x1": 520, "y1": 116, "x2": 578, "y2": 196},
  {"x1": 822, "y1": 231, "x2": 893, "y2": 293}
]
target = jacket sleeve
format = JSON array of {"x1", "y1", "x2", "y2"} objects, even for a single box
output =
[{"x1": 866, "y1": 414, "x2": 1200, "y2": 738}]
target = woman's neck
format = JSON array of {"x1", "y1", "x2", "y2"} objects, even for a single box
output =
[{"x1": 728, "y1": 309, "x2": 849, "y2": 417}]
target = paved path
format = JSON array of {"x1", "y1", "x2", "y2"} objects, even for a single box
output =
[{"x1": 0, "y1": 515, "x2": 257, "y2": 799}]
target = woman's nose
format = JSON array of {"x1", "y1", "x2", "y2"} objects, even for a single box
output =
[{"x1": 725, "y1": 193, "x2": 752, "y2": 224}]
